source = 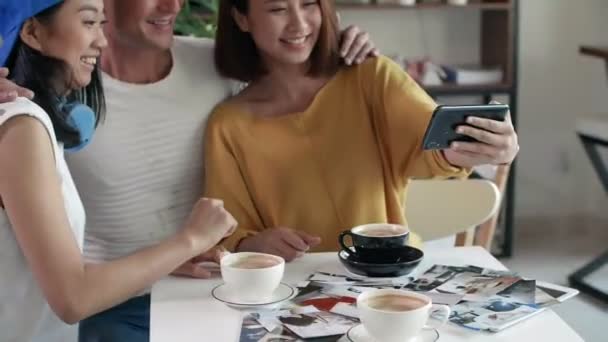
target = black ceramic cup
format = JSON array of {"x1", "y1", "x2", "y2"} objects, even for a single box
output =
[{"x1": 338, "y1": 223, "x2": 410, "y2": 263}]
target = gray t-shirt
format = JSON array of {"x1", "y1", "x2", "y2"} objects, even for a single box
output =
[{"x1": 67, "y1": 37, "x2": 232, "y2": 281}]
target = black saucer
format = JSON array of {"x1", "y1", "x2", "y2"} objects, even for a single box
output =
[{"x1": 338, "y1": 246, "x2": 424, "y2": 278}]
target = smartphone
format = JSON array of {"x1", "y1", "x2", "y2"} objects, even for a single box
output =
[{"x1": 422, "y1": 104, "x2": 509, "y2": 150}]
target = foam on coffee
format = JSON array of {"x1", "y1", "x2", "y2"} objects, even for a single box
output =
[
  {"x1": 356, "y1": 225, "x2": 408, "y2": 237},
  {"x1": 229, "y1": 255, "x2": 280, "y2": 269},
  {"x1": 364, "y1": 294, "x2": 427, "y2": 312}
]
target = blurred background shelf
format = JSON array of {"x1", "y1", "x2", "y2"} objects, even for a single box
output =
[
  {"x1": 425, "y1": 82, "x2": 512, "y2": 95},
  {"x1": 339, "y1": 0, "x2": 519, "y2": 257}
]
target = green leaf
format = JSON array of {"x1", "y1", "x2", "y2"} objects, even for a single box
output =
[{"x1": 174, "y1": 0, "x2": 218, "y2": 38}]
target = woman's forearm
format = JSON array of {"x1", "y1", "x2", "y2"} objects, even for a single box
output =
[{"x1": 58, "y1": 232, "x2": 211, "y2": 323}]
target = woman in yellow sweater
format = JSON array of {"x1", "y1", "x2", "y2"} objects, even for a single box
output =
[{"x1": 206, "y1": 0, "x2": 519, "y2": 261}]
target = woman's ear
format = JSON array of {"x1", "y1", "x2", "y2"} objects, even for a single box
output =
[
  {"x1": 19, "y1": 18, "x2": 44, "y2": 52},
  {"x1": 231, "y1": 8, "x2": 249, "y2": 32}
]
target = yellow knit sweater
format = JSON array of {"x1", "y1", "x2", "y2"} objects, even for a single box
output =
[{"x1": 204, "y1": 56, "x2": 468, "y2": 252}]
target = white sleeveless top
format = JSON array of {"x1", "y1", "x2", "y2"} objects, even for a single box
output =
[{"x1": 0, "y1": 98, "x2": 85, "y2": 342}]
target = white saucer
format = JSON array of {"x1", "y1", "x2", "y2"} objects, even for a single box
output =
[
  {"x1": 346, "y1": 324, "x2": 440, "y2": 342},
  {"x1": 211, "y1": 282, "x2": 296, "y2": 308}
]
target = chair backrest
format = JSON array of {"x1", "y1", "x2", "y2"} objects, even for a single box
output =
[
  {"x1": 471, "y1": 163, "x2": 511, "y2": 250},
  {"x1": 405, "y1": 179, "x2": 501, "y2": 245}
]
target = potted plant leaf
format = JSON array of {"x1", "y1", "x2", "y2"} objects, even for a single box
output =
[{"x1": 174, "y1": 0, "x2": 219, "y2": 38}]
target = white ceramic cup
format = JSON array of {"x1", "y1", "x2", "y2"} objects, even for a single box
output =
[
  {"x1": 220, "y1": 252, "x2": 285, "y2": 302},
  {"x1": 357, "y1": 289, "x2": 451, "y2": 342}
]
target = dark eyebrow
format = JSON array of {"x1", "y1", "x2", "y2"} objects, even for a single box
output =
[{"x1": 264, "y1": 0, "x2": 286, "y2": 3}]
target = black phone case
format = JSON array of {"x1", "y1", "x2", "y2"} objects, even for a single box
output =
[{"x1": 422, "y1": 104, "x2": 509, "y2": 150}]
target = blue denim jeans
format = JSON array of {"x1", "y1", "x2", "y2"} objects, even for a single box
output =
[{"x1": 78, "y1": 294, "x2": 150, "y2": 342}]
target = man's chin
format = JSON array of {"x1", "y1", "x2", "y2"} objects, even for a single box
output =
[
  {"x1": 139, "y1": 31, "x2": 175, "y2": 51},
  {"x1": 151, "y1": 38, "x2": 174, "y2": 51}
]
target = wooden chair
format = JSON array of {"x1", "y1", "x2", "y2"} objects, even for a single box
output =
[
  {"x1": 405, "y1": 179, "x2": 501, "y2": 248},
  {"x1": 464, "y1": 163, "x2": 512, "y2": 250}
]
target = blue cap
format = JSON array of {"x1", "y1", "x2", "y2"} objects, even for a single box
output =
[{"x1": 0, "y1": 0, "x2": 63, "y2": 67}]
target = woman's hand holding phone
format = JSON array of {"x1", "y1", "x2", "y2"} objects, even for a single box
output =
[{"x1": 443, "y1": 104, "x2": 519, "y2": 168}]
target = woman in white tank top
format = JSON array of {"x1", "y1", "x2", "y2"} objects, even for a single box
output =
[{"x1": 0, "y1": 1, "x2": 237, "y2": 341}]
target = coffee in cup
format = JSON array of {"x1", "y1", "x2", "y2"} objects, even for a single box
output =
[
  {"x1": 364, "y1": 294, "x2": 427, "y2": 312},
  {"x1": 357, "y1": 289, "x2": 450, "y2": 342},
  {"x1": 228, "y1": 254, "x2": 282, "y2": 269},
  {"x1": 220, "y1": 252, "x2": 285, "y2": 302},
  {"x1": 356, "y1": 225, "x2": 408, "y2": 237},
  {"x1": 339, "y1": 223, "x2": 410, "y2": 263}
]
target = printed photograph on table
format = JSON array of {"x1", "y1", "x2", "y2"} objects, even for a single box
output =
[
  {"x1": 237, "y1": 264, "x2": 580, "y2": 339},
  {"x1": 449, "y1": 297, "x2": 541, "y2": 332},
  {"x1": 497, "y1": 279, "x2": 536, "y2": 305},
  {"x1": 239, "y1": 309, "x2": 358, "y2": 342},
  {"x1": 405, "y1": 264, "x2": 519, "y2": 299},
  {"x1": 294, "y1": 283, "x2": 362, "y2": 318},
  {"x1": 400, "y1": 265, "x2": 579, "y2": 332},
  {"x1": 239, "y1": 312, "x2": 300, "y2": 342},
  {"x1": 405, "y1": 265, "x2": 478, "y2": 292},
  {"x1": 436, "y1": 272, "x2": 520, "y2": 302},
  {"x1": 282, "y1": 311, "x2": 358, "y2": 340}
]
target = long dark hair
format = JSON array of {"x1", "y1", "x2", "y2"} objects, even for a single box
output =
[
  {"x1": 215, "y1": 0, "x2": 341, "y2": 83},
  {"x1": 5, "y1": 3, "x2": 105, "y2": 149}
]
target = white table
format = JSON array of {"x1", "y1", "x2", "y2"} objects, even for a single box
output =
[{"x1": 151, "y1": 247, "x2": 583, "y2": 342}]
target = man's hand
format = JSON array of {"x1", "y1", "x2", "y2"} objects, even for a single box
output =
[
  {"x1": 339, "y1": 25, "x2": 380, "y2": 66},
  {"x1": 443, "y1": 102, "x2": 519, "y2": 168},
  {"x1": 171, "y1": 246, "x2": 230, "y2": 279},
  {"x1": 236, "y1": 227, "x2": 321, "y2": 262},
  {"x1": 0, "y1": 68, "x2": 35, "y2": 102}
]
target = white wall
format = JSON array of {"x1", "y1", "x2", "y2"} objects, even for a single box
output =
[
  {"x1": 516, "y1": 0, "x2": 608, "y2": 220},
  {"x1": 338, "y1": 8, "x2": 480, "y2": 65},
  {"x1": 340, "y1": 0, "x2": 608, "y2": 223}
]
